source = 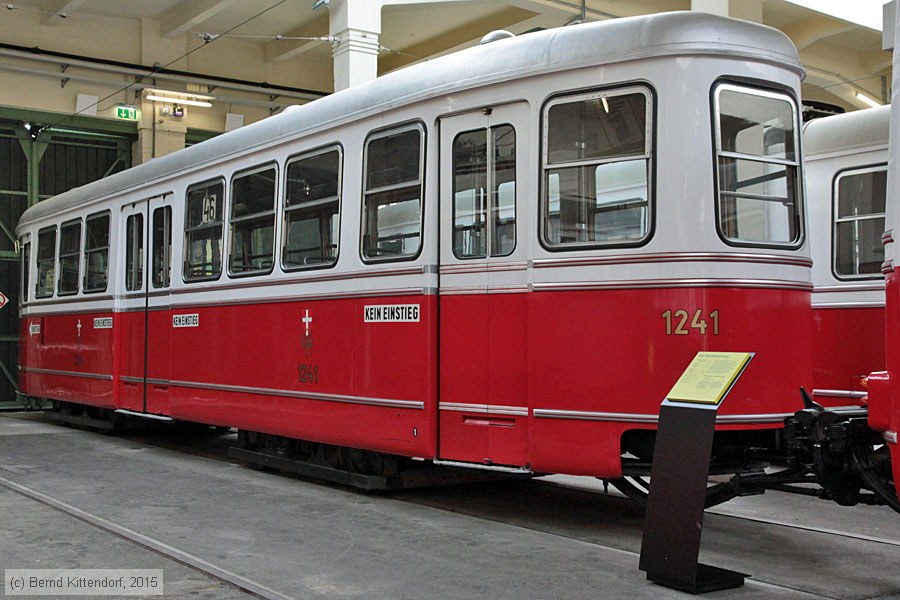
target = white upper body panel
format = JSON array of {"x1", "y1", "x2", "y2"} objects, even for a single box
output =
[
  {"x1": 804, "y1": 106, "x2": 889, "y2": 308},
  {"x1": 17, "y1": 12, "x2": 807, "y2": 314}
]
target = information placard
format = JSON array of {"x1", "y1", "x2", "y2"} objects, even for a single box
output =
[{"x1": 665, "y1": 352, "x2": 752, "y2": 405}]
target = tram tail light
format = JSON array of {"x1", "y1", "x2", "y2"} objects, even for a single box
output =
[{"x1": 866, "y1": 372, "x2": 892, "y2": 432}]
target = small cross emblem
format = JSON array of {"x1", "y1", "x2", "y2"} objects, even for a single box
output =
[
  {"x1": 301, "y1": 310, "x2": 313, "y2": 357},
  {"x1": 302, "y1": 310, "x2": 312, "y2": 336},
  {"x1": 76, "y1": 320, "x2": 82, "y2": 338}
]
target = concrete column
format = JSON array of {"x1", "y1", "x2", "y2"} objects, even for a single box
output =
[
  {"x1": 329, "y1": 0, "x2": 384, "y2": 91},
  {"x1": 691, "y1": 0, "x2": 729, "y2": 17},
  {"x1": 133, "y1": 100, "x2": 187, "y2": 165},
  {"x1": 691, "y1": 0, "x2": 763, "y2": 22}
]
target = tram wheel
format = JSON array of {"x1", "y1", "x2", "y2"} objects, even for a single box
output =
[
  {"x1": 316, "y1": 444, "x2": 343, "y2": 469},
  {"x1": 609, "y1": 475, "x2": 739, "y2": 508},
  {"x1": 340, "y1": 447, "x2": 401, "y2": 477}
]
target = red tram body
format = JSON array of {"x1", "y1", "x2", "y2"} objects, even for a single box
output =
[
  {"x1": 867, "y1": 11, "x2": 900, "y2": 496},
  {"x1": 17, "y1": 13, "x2": 814, "y2": 482}
]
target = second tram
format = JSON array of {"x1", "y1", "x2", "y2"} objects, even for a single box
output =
[{"x1": 804, "y1": 106, "x2": 888, "y2": 407}]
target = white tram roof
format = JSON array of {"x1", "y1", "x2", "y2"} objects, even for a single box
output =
[
  {"x1": 803, "y1": 105, "x2": 890, "y2": 159},
  {"x1": 19, "y1": 11, "x2": 802, "y2": 230}
]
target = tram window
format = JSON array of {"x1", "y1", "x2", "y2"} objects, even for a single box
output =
[
  {"x1": 834, "y1": 167, "x2": 886, "y2": 278},
  {"x1": 284, "y1": 147, "x2": 340, "y2": 270},
  {"x1": 57, "y1": 220, "x2": 82, "y2": 296},
  {"x1": 362, "y1": 124, "x2": 424, "y2": 260},
  {"x1": 35, "y1": 227, "x2": 56, "y2": 299},
  {"x1": 152, "y1": 206, "x2": 172, "y2": 288},
  {"x1": 184, "y1": 180, "x2": 224, "y2": 281},
  {"x1": 125, "y1": 214, "x2": 143, "y2": 291},
  {"x1": 452, "y1": 125, "x2": 517, "y2": 259},
  {"x1": 230, "y1": 166, "x2": 276, "y2": 276},
  {"x1": 714, "y1": 84, "x2": 801, "y2": 246},
  {"x1": 542, "y1": 88, "x2": 651, "y2": 248},
  {"x1": 83, "y1": 212, "x2": 110, "y2": 293},
  {"x1": 21, "y1": 240, "x2": 30, "y2": 303}
]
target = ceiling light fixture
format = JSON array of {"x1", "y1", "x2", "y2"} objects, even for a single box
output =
[
  {"x1": 145, "y1": 94, "x2": 212, "y2": 108},
  {"x1": 855, "y1": 91, "x2": 882, "y2": 108},
  {"x1": 145, "y1": 88, "x2": 215, "y2": 108}
]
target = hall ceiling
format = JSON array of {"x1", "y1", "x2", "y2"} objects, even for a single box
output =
[{"x1": 5, "y1": 0, "x2": 891, "y2": 112}]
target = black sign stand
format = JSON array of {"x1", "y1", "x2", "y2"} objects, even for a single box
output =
[
  {"x1": 638, "y1": 352, "x2": 753, "y2": 594},
  {"x1": 638, "y1": 403, "x2": 747, "y2": 593}
]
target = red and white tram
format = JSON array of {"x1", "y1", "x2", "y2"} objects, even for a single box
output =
[
  {"x1": 804, "y1": 106, "x2": 888, "y2": 407},
  {"x1": 17, "y1": 12, "x2": 813, "y2": 489}
]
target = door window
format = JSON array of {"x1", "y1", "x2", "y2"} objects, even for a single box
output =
[
  {"x1": 152, "y1": 206, "x2": 172, "y2": 288},
  {"x1": 125, "y1": 213, "x2": 144, "y2": 291},
  {"x1": 452, "y1": 125, "x2": 516, "y2": 259}
]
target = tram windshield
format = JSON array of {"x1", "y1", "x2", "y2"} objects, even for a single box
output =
[
  {"x1": 714, "y1": 84, "x2": 801, "y2": 246},
  {"x1": 834, "y1": 166, "x2": 886, "y2": 278}
]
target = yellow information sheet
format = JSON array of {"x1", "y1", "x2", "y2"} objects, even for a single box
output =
[{"x1": 665, "y1": 352, "x2": 753, "y2": 405}]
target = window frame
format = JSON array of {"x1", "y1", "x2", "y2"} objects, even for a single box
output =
[
  {"x1": 539, "y1": 84, "x2": 655, "y2": 252},
  {"x1": 83, "y1": 211, "x2": 111, "y2": 294},
  {"x1": 183, "y1": 178, "x2": 226, "y2": 283},
  {"x1": 360, "y1": 121, "x2": 426, "y2": 263},
  {"x1": 282, "y1": 144, "x2": 343, "y2": 272},
  {"x1": 228, "y1": 162, "x2": 278, "y2": 278},
  {"x1": 57, "y1": 218, "x2": 82, "y2": 296},
  {"x1": 711, "y1": 80, "x2": 803, "y2": 249},
  {"x1": 35, "y1": 225, "x2": 57, "y2": 299},
  {"x1": 832, "y1": 163, "x2": 887, "y2": 281},
  {"x1": 20, "y1": 237, "x2": 30, "y2": 304}
]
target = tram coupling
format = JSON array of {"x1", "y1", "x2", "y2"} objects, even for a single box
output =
[{"x1": 778, "y1": 388, "x2": 900, "y2": 513}]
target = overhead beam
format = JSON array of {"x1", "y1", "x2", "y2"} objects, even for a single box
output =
[
  {"x1": 379, "y1": 6, "x2": 539, "y2": 73},
  {"x1": 265, "y1": 17, "x2": 330, "y2": 63},
  {"x1": 507, "y1": 0, "x2": 614, "y2": 22},
  {"x1": 863, "y1": 52, "x2": 894, "y2": 78},
  {"x1": 801, "y1": 42, "x2": 885, "y2": 99},
  {"x1": 41, "y1": 0, "x2": 88, "y2": 26},
  {"x1": 782, "y1": 15, "x2": 856, "y2": 51},
  {"x1": 804, "y1": 63, "x2": 886, "y2": 108},
  {"x1": 160, "y1": 0, "x2": 238, "y2": 39}
]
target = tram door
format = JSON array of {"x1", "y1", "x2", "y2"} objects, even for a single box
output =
[
  {"x1": 438, "y1": 103, "x2": 530, "y2": 468},
  {"x1": 117, "y1": 195, "x2": 172, "y2": 415}
]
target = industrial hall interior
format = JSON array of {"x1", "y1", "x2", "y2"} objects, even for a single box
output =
[
  {"x1": 0, "y1": 0, "x2": 889, "y2": 410},
  {"x1": 3, "y1": 1, "x2": 900, "y2": 598}
]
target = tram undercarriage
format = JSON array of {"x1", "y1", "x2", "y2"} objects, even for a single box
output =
[
  {"x1": 612, "y1": 389, "x2": 899, "y2": 513},
  {"x1": 34, "y1": 391, "x2": 900, "y2": 514},
  {"x1": 777, "y1": 391, "x2": 899, "y2": 512}
]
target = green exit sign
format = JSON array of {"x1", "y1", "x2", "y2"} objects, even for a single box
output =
[{"x1": 115, "y1": 105, "x2": 138, "y2": 120}]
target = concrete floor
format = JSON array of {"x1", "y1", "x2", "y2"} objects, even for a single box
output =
[{"x1": 0, "y1": 412, "x2": 898, "y2": 599}]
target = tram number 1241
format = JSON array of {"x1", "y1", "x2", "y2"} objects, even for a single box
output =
[
  {"x1": 661, "y1": 309, "x2": 719, "y2": 336},
  {"x1": 297, "y1": 364, "x2": 319, "y2": 384}
]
